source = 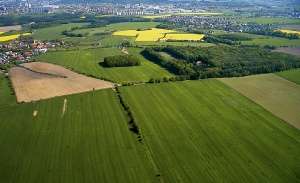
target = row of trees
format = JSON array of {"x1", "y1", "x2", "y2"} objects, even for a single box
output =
[{"x1": 102, "y1": 55, "x2": 141, "y2": 67}]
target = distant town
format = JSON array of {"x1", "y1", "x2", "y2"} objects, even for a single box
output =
[{"x1": 0, "y1": 0, "x2": 299, "y2": 18}]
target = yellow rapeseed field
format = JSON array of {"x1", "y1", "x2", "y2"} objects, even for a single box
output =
[
  {"x1": 279, "y1": 29, "x2": 300, "y2": 35},
  {"x1": 0, "y1": 33, "x2": 31, "y2": 42},
  {"x1": 113, "y1": 28, "x2": 204, "y2": 42},
  {"x1": 161, "y1": 33, "x2": 205, "y2": 41}
]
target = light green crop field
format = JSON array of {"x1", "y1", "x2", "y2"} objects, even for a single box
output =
[
  {"x1": 219, "y1": 74, "x2": 300, "y2": 129},
  {"x1": 36, "y1": 47, "x2": 173, "y2": 83},
  {"x1": 120, "y1": 80, "x2": 300, "y2": 182},
  {"x1": 32, "y1": 23, "x2": 88, "y2": 40},
  {"x1": 242, "y1": 36, "x2": 300, "y2": 47},
  {"x1": 137, "y1": 41, "x2": 214, "y2": 47},
  {"x1": 239, "y1": 17, "x2": 300, "y2": 24},
  {"x1": 277, "y1": 69, "x2": 300, "y2": 85},
  {"x1": 72, "y1": 22, "x2": 160, "y2": 36},
  {"x1": 0, "y1": 89, "x2": 157, "y2": 183}
]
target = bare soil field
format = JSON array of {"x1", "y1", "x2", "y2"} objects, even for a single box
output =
[
  {"x1": 0, "y1": 25, "x2": 22, "y2": 32},
  {"x1": 9, "y1": 62, "x2": 114, "y2": 102},
  {"x1": 274, "y1": 47, "x2": 300, "y2": 57},
  {"x1": 219, "y1": 74, "x2": 300, "y2": 129}
]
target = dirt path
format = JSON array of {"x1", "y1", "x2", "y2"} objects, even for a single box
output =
[{"x1": 62, "y1": 98, "x2": 67, "y2": 116}]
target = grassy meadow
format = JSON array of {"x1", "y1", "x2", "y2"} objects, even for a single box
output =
[
  {"x1": 120, "y1": 80, "x2": 300, "y2": 182},
  {"x1": 219, "y1": 74, "x2": 300, "y2": 129},
  {"x1": 277, "y1": 69, "x2": 300, "y2": 85},
  {"x1": 32, "y1": 23, "x2": 88, "y2": 40},
  {"x1": 36, "y1": 47, "x2": 173, "y2": 83}
]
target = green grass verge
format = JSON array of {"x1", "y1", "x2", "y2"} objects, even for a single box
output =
[
  {"x1": 219, "y1": 74, "x2": 300, "y2": 129},
  {"x1": 120, "y1": 80, "x2": 300, "y2": 182},
  {"x1": 277, "y1": 69, "x2": 300, "y2": 85},
  {"x1": 0, "y1": 90, "x2": 157, "y2": 183},
  {"x1": 36, "y1": 47, "x2": 173, "y2": 83}
]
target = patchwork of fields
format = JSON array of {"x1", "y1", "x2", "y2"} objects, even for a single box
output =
[
  {"x1": 1, "y1": 15, "x2": 300, "y2": 183},
  {"x1": 120, "y1": 80, "x2": 300, "y2": 182},
  {"x1": 219, "y1": 74, "x2": 300, "y2": 129},
  {"x1": 37, "y1": 47, "x2": 173, "y2": 83}
]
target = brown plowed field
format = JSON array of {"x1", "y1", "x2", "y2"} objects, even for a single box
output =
[{"x1": 9, "y1": 62, "x2": 114, "y2": 102}]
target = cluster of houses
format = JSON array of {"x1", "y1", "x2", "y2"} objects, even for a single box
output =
[
  {"x1": 0, "y1": 39, "x2": 64, "y2": 65},
  {"x1": 162, "y1": 15, "x2": 275, "y2": 33}
]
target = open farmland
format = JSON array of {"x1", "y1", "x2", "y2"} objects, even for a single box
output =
[
  {"x1": 0, "y1": 33, "x2": 31, "y2": 42},
  {"x1": 120, "y1": 80, "x2": 300, "y2": 182},
  {"x1": 113, "y1": 28, "x2": 176, "y2": 42},
  {"x1": 219, "y1": 74, "x2": 300, "y2": 129},
  {"x1": 273, "y1": 47, "x2": 300, "y2": 57},
  {"x1": 161, "y1": 33, "x2": 205, "y2": 41},
  {"x1": 113, "y1": 28, "x2": 204, "y2": 42},
  {"x1": 242, "y1": 36, "x2": 300, "y2": 47},
  {"x1": 239, "y1": 17, "x2": 300, "y2": 24},
  {"x1": 32, "y1": 23, "x2": 88, "y2": 40},
  {"x1": 37, "y1": 48, "x2": 173, "y2": 83},
  {"x1": 0, "y1": 25, "x2": 22, "y2": 32},
  {"x1": 0, "y1": 74, "x2": 16, "y2": 109},
  {"x1": 9, "y1": 62, "x2": 114, "y2": 102},
  {"x1": 278, "y1": 29, "x2": 300, "y2": 35},
  {"x1": 0, "y1": 89, "x2": 157, "y2": 183},
  {"x1": 277, "y1": 69, "x2": 300, "y2": 85}
]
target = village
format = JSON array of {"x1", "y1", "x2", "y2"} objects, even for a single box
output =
[{"x1": 0, "y1": 36, "x2": 65, "y2": 70}]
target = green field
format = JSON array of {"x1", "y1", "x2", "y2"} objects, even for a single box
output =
[
  {"x1": 219, "y1": 74, "x2": 300, "y2": 129},
  {"x1": 37, "y1": 47, "x2": 173, "y2": 83},
  {"x1": 120, "y1": 80, "x2": 300, "y2": 182},
  {"x1": 72, "y1": 22, "x2": 160, "y2": 36},
  {"x1": 277, "y1": 69, "x2": 300, "y2": 85},
  {"x1": 239, "y1": 17, "x2": 300, "y2": 24},
  {"x1": 0, "y1": 89, "x2": 159, "y2": 183},
  {"x1": 0, "y1": 74, "x2": 16, "y2": 109},
  {"x1": 242, "y1": 36, "x2": 300, "y2": 47},
  {"x1": 32, "y1": 23, "x2": 88, "y2": 40}
]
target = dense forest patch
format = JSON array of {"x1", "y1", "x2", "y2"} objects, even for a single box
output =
[
  {"x1": 102, "y1": 55, "x2": 141, "y2": 67},
  {"x1": 142, "y1": 45, "x2": 300, "y2": 80}
]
